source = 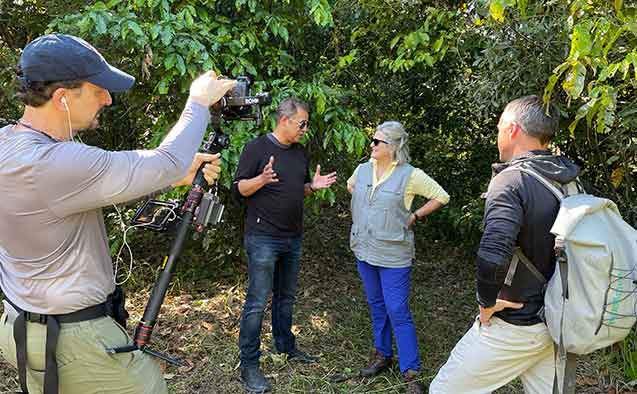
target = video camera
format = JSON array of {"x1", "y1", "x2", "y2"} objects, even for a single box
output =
[
  {"x1": 107, "y1": 76, "x2": 271, "y2": 366},
  {"x1": 130, "y1": 75, "x2": 271, "y2": 233},
  {"x1": 214, "y1": 76, "x2": 272, "y2": 125}
]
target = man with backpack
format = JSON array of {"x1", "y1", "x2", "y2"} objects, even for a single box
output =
[{"x1": 429, "y1": 95, "x2": 580, "y2": 393}]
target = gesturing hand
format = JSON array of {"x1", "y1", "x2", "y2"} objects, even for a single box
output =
[
  {"x1": 478, "y1": 299, "x2": 524, "y2": 326},
  {"x1": 260, "y1": 156, "x2": 278, "y2": 185},
  {"x1": 311, "y1": 165, "x2": 337, "y2": 191}
]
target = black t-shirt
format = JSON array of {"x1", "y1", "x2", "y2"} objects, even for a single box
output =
[{"x1": 232, "y1": 134, "x2": 310, "y2": 237}]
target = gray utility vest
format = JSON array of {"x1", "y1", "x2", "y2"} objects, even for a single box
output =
[{"x1": 350, "y1": 162, "x2": 415, "y2": 268}]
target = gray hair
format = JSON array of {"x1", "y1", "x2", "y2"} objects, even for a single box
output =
[
  {"x1": 276, "y1": 97, "x2": 309, "y2": 124},
  {"x1": 503, "y1": 95, "x2": 560, "y2": 145},
  {"x1": 377, "y1": 121, "x2": 411, "y2": 165}
]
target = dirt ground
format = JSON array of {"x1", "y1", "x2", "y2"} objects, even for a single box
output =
[{"x1": 0, "y1": 206, "x2": 631, "y2": 393}]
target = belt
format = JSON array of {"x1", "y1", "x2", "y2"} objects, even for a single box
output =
[{"x1": 5, "y1": 297, "x2": 108, "y2": 394}]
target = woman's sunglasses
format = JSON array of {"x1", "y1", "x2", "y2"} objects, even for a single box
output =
[{"x1": 372, "y1": 138, "x2": 389, "y2": 146}]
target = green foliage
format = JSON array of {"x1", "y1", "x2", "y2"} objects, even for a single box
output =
[
  {"x1": 0, "y1": 44, "x2": 19, "y2": 123},
  {"x1": 2, "y1": 4, "x2": 637, "y2": 383},
  {"x1": 620, "y1": 329, "x2": 637, "y2": 381},
  {"x1": 542, "y1": 1, "x2": 637, "y2": 228},
  {"x1": 488, "y1": 0, "x2": 517, "y2": 23},
  {"x1": 3, "y1": 0, "x2": 635, "y2": 249},
  {"x1": 481, "y1": 0, "x2": 637, "y2": 228},
  {"x1": 381, "y1": 8, "x2": 457, "y2": 72},
  {"x1": 544, "y1": 1, "x2": 637, "y2": 135},
  {"x1": 308, "y1": 0, "x2": 334, "y2": 27},
  {"x1": 0, "y1": 0, "x2": 368, "y2": 264}
]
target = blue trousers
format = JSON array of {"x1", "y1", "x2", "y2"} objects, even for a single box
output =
[
  {"x1": 239, "y1": 233, "x2": 302, "y2": 367},
  {"x1": 357, "y1": 259, "x2": 421, "y2": 373}
]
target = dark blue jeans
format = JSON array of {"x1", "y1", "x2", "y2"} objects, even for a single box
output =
[{"x1": 239, "y1": 233, "x2": 302, "y2": 368}]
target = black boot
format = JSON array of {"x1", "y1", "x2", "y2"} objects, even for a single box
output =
[
  {"x1": 240, "y1": 366, "x2": 272, "y2": 393},
  {"x1": 403, "y1": 369, "x2": 425, "y2": 394},
  {"x1": 272, "y1": 343, "x2": 319, "y2": 364},
  {"x1": 286, "y1": 348, "x2": 319, "y2": 364},
  {"x1": 360, "y1": 349, "x2": 393, "y2": 378}
]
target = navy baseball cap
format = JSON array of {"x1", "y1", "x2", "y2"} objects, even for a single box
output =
[{"x1": 19, "y1": 33, "x2": 135, "y2": 92}]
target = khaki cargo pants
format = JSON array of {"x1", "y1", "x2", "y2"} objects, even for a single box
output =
[{"x1": 0, "y1": 301, "x2": 168, "y2": 394}]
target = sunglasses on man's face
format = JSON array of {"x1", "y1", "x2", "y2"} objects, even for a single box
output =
[
  {"x1": 293, "y1": 119, "x2": 309, "y2": 130},
  {"x1": 372, "y1": 138, "x2": 389, "y2": 146}
]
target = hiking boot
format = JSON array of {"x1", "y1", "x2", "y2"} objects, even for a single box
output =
[
  {"x1": 285, "y1": 348, "x2": 319, "y2": 364},
  {"x1": 403, "y1": 369, "x2": 425, "y2": 394},
  {"x1": 239, "y1": 366, "x2": 272, "y2": 393},
  {"x1": 360, "y1": 349, "x2": 393, "y2": 378}
]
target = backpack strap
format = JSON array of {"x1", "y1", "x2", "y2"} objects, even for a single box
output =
[
  {"x1": 553, "y1": 344, "x2": 577, "y2": 394},
  {"x1": 564, "y1": 180, "x2": 584, "y2": 196},
  {"x1": 552, "y1": 237, "x2": 576, "y2": 394},
  {"x1": 514, "y1": 165, "x2": 565, "y2": 200},
  {"x1": 499, "y1": 165, "x2": 560, "y2": 287},
  {"x1": 501, "y1": 161, "x2": 585, "y2": 200},
  {"x1": 502, "y1": 161, "x2": 579, "y2": 394},
  {"x1": 504, "y1": 247, "x2": 547, "y2": 286}
]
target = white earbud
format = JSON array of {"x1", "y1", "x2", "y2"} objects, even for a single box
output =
[{"x1": 60, "y1": 96, "x2": 74, "y2": 141}]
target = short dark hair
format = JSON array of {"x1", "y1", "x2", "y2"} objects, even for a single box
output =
[
  {"x1": 276, "y1": 97, "x2": 309, "y2": 123},
  {"x1": 16, "y1": 67, "x2": 83, "y2": 107},
  {"x1": 504, "y1": 95, "x2": 560, "y2": 145}
]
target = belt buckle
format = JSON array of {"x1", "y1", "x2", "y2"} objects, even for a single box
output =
[{"x1": 25, "y1": 312, "x2": 47, "y2": 324}]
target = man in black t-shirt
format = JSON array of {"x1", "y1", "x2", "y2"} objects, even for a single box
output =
[{"x1": 232, "y1": 97, "x2": 337, "y2": 393}]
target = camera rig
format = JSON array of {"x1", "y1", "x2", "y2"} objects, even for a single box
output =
[
  {"x1": 106, "y1": 76, "x2": 271, "y2": 365},
  {"x1": 215, "y1": 76, "x2": 272, "y2": 125}
]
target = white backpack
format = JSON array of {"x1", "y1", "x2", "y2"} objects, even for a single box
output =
[{"x1": 506, "y1": 162, "x2": 637, "y2": 394}]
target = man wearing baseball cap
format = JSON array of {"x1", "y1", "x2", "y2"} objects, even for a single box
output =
[{"x1": 0, "y1": 33, "x2": 236, "y2": 394}]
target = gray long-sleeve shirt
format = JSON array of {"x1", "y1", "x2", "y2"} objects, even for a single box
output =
[{"x1": 0, "y1": 100, "x2": 209, "y2": 314}]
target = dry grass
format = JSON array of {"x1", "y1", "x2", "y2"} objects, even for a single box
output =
[{"x1": 0, "y1": 206, "x2": 630, "y2": 393}]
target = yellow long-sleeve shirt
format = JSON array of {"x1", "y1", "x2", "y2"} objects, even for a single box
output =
[{"x1": 347, "y1": 159, "x2": 450, "y2": 210}]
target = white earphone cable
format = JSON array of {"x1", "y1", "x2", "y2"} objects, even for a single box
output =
[
  {"x1": 112, "y1": 203, "x2": 178, "y2": 286},
  {"x1": 62, "y1": 98, "x2": 84, "y2": 144}
]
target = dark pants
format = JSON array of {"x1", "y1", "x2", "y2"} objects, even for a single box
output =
[{"x1": 239, "y1": 233, "x2": 302, "y2": 368}]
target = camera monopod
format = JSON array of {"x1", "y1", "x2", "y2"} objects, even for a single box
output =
[{"x1": 106, "y1": 116, "x2": 229, "y2": 366}]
